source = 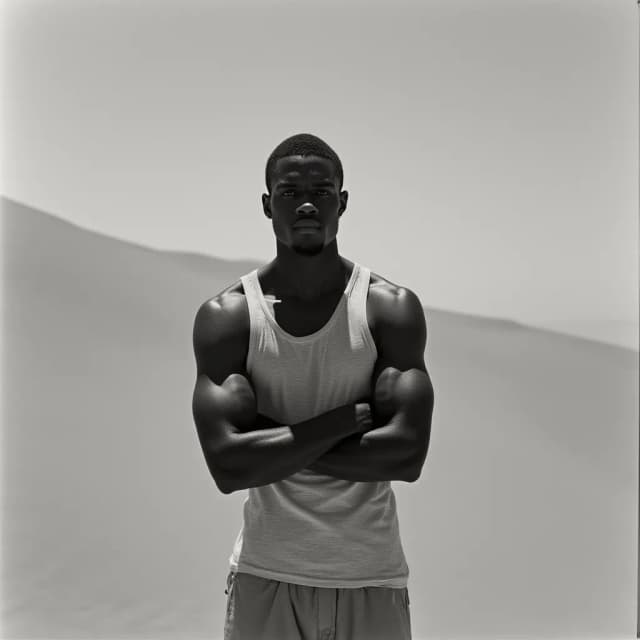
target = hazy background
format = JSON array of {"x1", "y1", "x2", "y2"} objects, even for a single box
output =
[
  {"x1": 1, "y1": 0, "x2": 638, "y2": 350},
  {"x1": 2, "y1": 198, "x2": 638, "y2": 639},
  {"x1": 2, "y1": 1, "x2": 639, "y2": 639}
]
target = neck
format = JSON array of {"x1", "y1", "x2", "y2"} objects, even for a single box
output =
[{"x1": 270, "y1": 240, "x2": 346, "y2": 301}]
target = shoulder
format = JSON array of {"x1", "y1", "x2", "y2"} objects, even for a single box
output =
[
  {"x1": 194, "y1": 280, "x2": 248, "y2": 335},
  {"x1": 192, "y1": 280, "x2": 250, "y2": 378},
  {"x1": 368, "y1": 271, "x2": 426, "y2": 334},
  {"x1": 367, "y1": 271, "x2": 428, "y2": 372}
]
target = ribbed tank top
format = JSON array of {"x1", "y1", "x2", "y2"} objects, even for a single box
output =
[{"x1": 229, "y1": 261, "x2": 409, "y2": 589}]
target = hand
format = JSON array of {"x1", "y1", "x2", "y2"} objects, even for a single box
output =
[{"x1": 354, "y1": 402, "x2": 374, "y2": 434}]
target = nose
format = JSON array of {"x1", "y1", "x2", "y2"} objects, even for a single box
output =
[{"x1": 296, "y1": 202, "x2": 318, "y2": 216}]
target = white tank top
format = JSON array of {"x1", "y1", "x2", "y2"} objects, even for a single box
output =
[{"x1": 229, "y1": 261, "x2": 409, "y2": 589}]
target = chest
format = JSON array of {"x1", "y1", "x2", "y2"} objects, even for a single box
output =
[
  {"x1": 267, "y1": 288, "x2": 378, "y2": 340},
  {"x1": 248, "y1": 286, "x2": 381, "y2": 422}
]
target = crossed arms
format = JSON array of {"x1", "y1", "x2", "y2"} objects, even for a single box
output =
[
  {"x1": 192, "y1": 286, "x2": 434, "y2": 493},
  {"x1": 273, "y1": 287, "x2": 433, "y2": 482}
]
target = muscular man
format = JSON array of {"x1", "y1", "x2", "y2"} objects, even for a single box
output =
[{"x1": 191, "y1": 133, "x2": 434, "y2": 640}]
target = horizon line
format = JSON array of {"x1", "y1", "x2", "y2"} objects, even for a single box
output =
[{"x1": 2, "y1": 194, "x2": 636, "y2": 353}]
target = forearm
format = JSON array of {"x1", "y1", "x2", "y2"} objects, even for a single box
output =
[
  {"x1": 219, "y1": 404, "x2": 365, "y2": 491},
  {"x1": 306, "y1": 419, "x2": 415, "y2": 482},
  {"x1": 309, "y1": 367, "x2": 434, "y2": 483}
]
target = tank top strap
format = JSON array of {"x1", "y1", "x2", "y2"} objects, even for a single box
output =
[
  {"x1": 239, "y1": 269, "x2": 267, "y2": 374},
  {"x1": 240, "y1": 269, "x2": 264, "y2": 320},
  {"x1": 347, "y1": 262, "x2": 370, "y2": 311},
  {"x1": 347, "y1": 263, "x2": 377, "y2": 355}
]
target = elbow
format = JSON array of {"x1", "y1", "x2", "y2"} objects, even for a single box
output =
[
  {"x1": 219, "y1": 484, "x2": 236, "y2": 496},
  {"x1": 205, "y1": 451, "x2": 243, "y2": 495},
  {"x1": 215, "y1": 470, "x2": 243, "y2": 495},
  {"x1": 404, "y1": 439, "x2": 429, "y2": 483},
  {"x1": 401, "y1": 462, "x2": 421, "y2": 484},
  {"x1": 216, "y1": 473, "x2": 235, "y2": 495},
  {"x1": 219, "y1": 469, "x2": 249, "y2": 494},
  {"x1": 211, "y1": 465, "x2": 233, "y2": 495},
  {"x1": 403, "y1": 463, "x2": 423, "y2": 484}
]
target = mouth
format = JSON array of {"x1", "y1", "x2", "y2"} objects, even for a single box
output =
[{"x1": 293, "y1": 224, "x2": 321, "y2": 230}]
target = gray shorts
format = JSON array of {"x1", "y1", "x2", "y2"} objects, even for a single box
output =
[{"x1": 223, "y1": 570, "x2": 412, "y2": 640}]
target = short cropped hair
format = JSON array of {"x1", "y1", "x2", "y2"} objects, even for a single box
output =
[{"x1": 265, "y1": 133, "x2": 344, "y2": 193}]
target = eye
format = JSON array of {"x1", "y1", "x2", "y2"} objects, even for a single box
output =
[{"x1": 280, "y1": 189, "x2": 329, "y2": 197}]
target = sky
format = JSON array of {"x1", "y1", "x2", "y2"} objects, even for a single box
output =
[{"x1": 2, "y1": 0, "x2": 638, "y2": 350}]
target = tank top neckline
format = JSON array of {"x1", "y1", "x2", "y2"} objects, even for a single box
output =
[{"x1": 251, "y1": 262, "x2": 360, "y2": 343}]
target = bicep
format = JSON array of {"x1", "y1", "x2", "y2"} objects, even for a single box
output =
[
  {"x1": 370, "y1": 286, "x2": 428, "y2": 391},
  {"x1": 393, "y1": 368, "x2": 434, "y2": 421},
  {"x1": 192, "y1": 373, "x2": 257, "y2": 452},
  {"x1": 370, "y1": 363, "x2": 433, "y2": 423},
  {"x1": 369, "y1": 286, "x2": 433, "y2": 422},
  {"x1": 191, "y1": 299, "x2": 257, "y2": 460}
]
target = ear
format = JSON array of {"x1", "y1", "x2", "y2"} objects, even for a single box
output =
[
  {"x1": 338, "y1": 190, "x2": 348, "y2": 217},
  {"x1": 262, "y1": 193, "x2": 272, "y2": 219}
]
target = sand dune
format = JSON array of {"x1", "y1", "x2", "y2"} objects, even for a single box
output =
[{"x1": 2, "y1": 196, "x2": 637, "y2": 639}]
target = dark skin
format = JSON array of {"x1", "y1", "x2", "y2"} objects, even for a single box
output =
[
  {"x1": 261, "y1": 155, "x2": 349, "y2": 300},
  {"x1": 216, "y1": 154, "x2": 434, "y2": 481}
]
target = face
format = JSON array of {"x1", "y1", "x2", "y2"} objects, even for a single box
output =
[{"x1": 262, "y1": 155, "x2": 348, "y2": 257}]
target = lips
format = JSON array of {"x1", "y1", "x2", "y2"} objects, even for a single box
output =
[{"x1": 294, "y1": 223, "x2": 321, "y2": 229}]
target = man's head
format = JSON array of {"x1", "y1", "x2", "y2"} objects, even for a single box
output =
[
  {"x1": 265, "y1": 133, "x2": 344, "y2": 194},
  {"x1": 262, "y1": 133, "x2": 348, "y2": 257}
]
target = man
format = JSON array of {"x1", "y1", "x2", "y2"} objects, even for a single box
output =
[{"x1": 191, "y1": 133, "x2": 434, "y2": 640}]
